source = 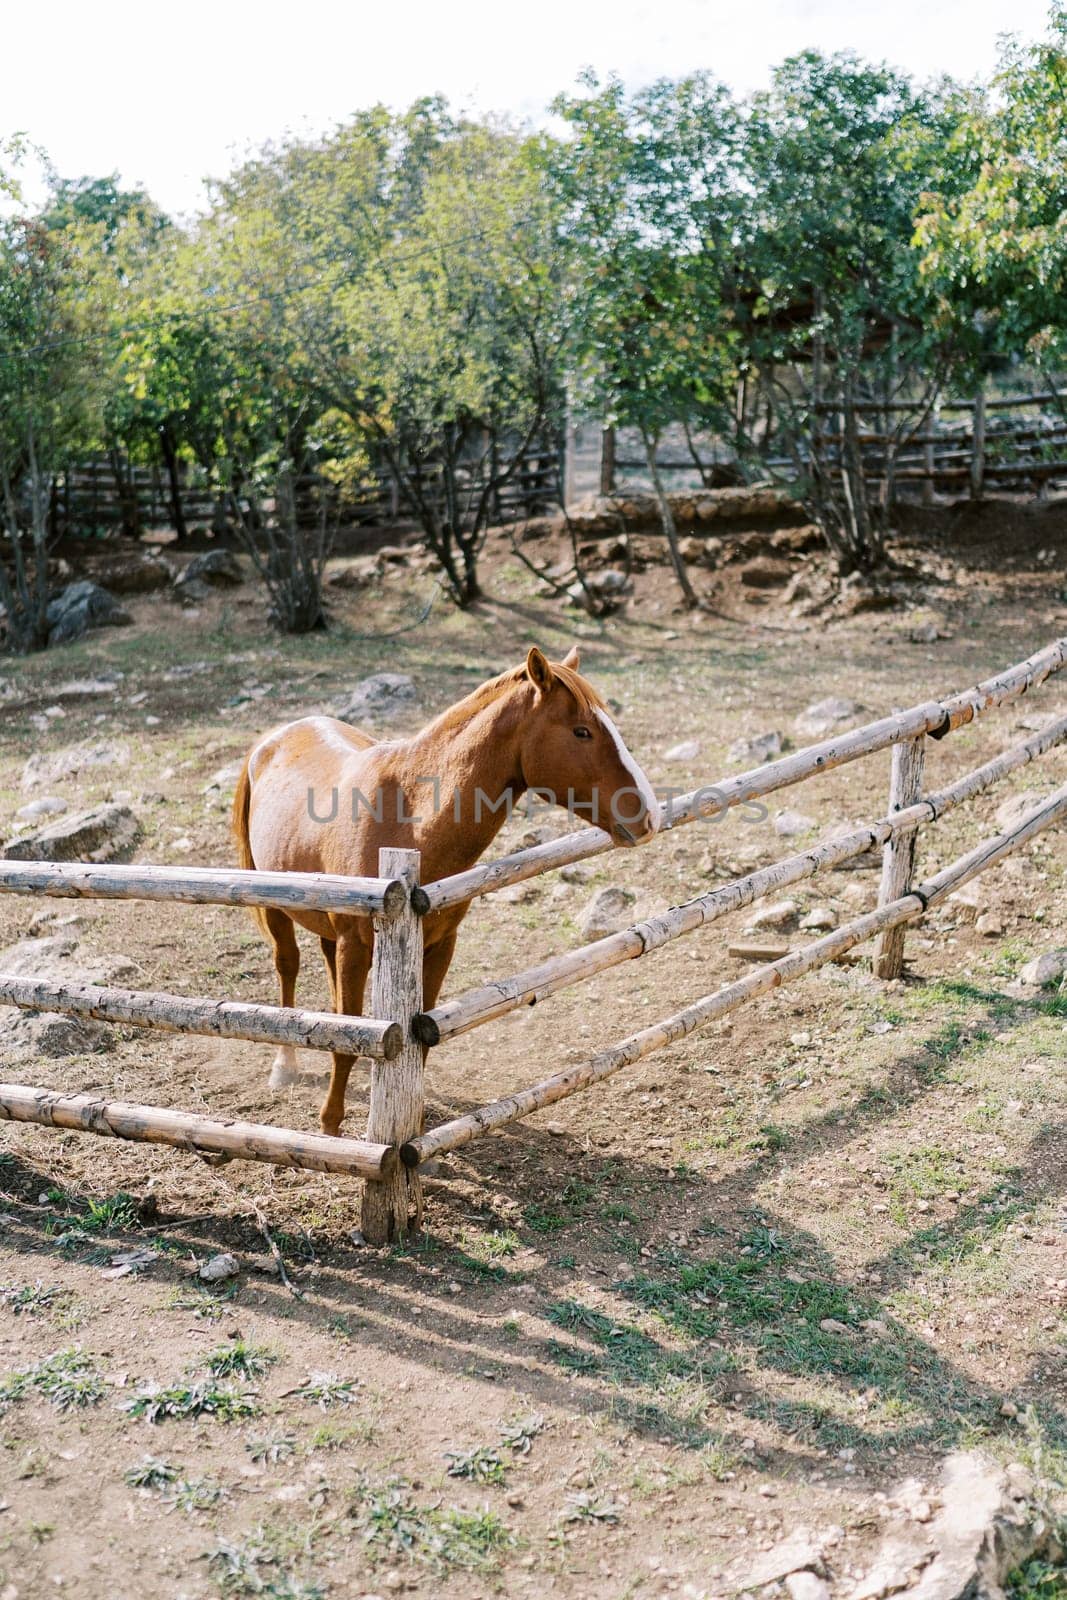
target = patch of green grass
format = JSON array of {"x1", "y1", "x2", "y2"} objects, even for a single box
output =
[
  {"x1": 0, "y1": 1281, "x2": 65, "y2": 1317},
  {"x1": 205, "y1": 1530, "x2": 326, "y2": 1598},
  {"x1": 204, "y1": 1340, "x2": 276, "y2": 1380},
  {"x1": 459, "y1": 1228, "x2": 520, "y2": 1264},
  {"x1": 500, "y1": 1413, "x2": 544, "y2": 1455},
  {"x1": 123, "y1": 1380, "x2": 260, "y2": 1424},
  {"x1": 350, "y1": 1474, "x2": 513, "y2": 1572},
  {"x1": 1005, "y1": 1557, "x2": 1067, "y2": 1598},
  {"x1": 0, "y1": 1347, "x2": 105, "y2": 1413},
  {"x1": 79, "y1": 1192, "x2": 140, "y2": 1232},
  {"x1": 247, "y1": 1435, "x2": 297, "y2": 1466},
  {"x1": 290, "y1": 1372, "x2": 359, "y2": 1410},
  {"x1": 164, "y1": 1284, "x2": 238, "y2": 1321},
  {"x1": 562, "y1": 1491, "x2": 622, "y2": 1524},
  {"x1": 523, "y1": 1202, "x2": 567, "y2": 1234},
  {"x1": 445, "y1": 1445, "x2": 508, "y2": 1486},
  {"x1": 166, "y1": 1475, "x2": 228, "y2": 1514},
  {"x1": 125, "y1": 1456, "x2": 180, "y2": 1489}
]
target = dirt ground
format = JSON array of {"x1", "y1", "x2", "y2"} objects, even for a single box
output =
[{"x1": 1, "y1": 501, "x2": 1067, "y2": 1600}]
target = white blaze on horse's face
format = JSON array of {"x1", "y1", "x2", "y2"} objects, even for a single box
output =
[{"x1": 595, "y1": 710, "x2": 661, "y2": 843}]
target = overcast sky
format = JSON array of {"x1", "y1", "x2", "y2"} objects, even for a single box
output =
[{"x1": 4, "y1": 0, "x2": 1053, "y2": 217}]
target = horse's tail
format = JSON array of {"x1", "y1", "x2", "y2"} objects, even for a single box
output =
[{"x1": 232, "y1": 757, "x2": 269, "y2": 936}]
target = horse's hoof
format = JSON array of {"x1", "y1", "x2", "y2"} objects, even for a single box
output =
[{"x1": 269, "y1": 1064, "x2": 303, "y2": 1090}]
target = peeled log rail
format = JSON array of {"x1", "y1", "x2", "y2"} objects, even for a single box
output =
[
  {"x1": 0, "y1": 861, "x2": 408, "y2": 919},
  {"x1": 421, "y1": 637, "x2": 1067, "y2": 913},
  {"x1": 403, "y1": 782, "x2": 1067, "y2": 1165},
  {"x1": 0, "y1": 1086, "x2": 396, "y2": 1181},
  {"x1": 0, "y1": 975, "x2": 403, "y2": 1059},
  {"x1": 417, "y1": 711, "x2": 1067, "y2": 1043}
]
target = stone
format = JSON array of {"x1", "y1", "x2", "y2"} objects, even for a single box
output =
[
  {"x1": 21, "y1": 741, "x2": 129, "y2": 792},
  {"x1": 849, "y1": 1450, "x2": 1057, "y2": 1600},
  {"x1": 176, "y1": 549, "x2": 245, "y2": 588},
  {"x1": 728, "y1": 939, "x2": 790, "y2": 962},
  {"x1": 975, "y1": 912, "x2": 1004, "y2": 938},
  {"x1": 910, "y1": 622, "x2": 940, "y2": 644},
  {"x1": 739, "y1": 557, "x2": 793, "y2": 589},
  {"x1": 336, "y1": 673, "x2": 418, "y2": 725},
  {"x1": 201, "y1": 763, "x2": 243, "y2": 800},
  {"x1": 198, "y1": 1252, "x2": 240, "y2": 1283},
  {"x1": 838, "y1": 575, "x2": 896, "y2": 616},
  {"x1": 786, "y1": 1575, "x2": 830, "y2": 1600},
  {"x1": 774, "y1": 808, "x2": 816, "y2": 838},
  {"x1": 559, "y1": 862, "x2": 593, "y2": 885},
  {"x1": 1018, "y1": 950, "x2": 1067, "y2": 987},
  {"x1": 796, "y1": 696, "x2": 864, "y2": 737},
  {"x1": 92, "y1": 554, "x2": 174, "y2": 594},
  {"x1": 0, "y1": 934, "x2": 80, "y2": 978},
  {"x1": 663, "y1": 738, "x2": 701, "y2": 763},
  {"x1": 749, "y1": 899, "x2": 798, "y2": 930},
  {"x1": 46, "y1": 581, "x2": 132, "y2": 647},
  {"x1": 744, "y1": 1529, "x2": 825, "y2": 1588},
  {"x1": 0, "y1": 1009, "x2": 111, "y2": 1058},
  {"x1": 14, "y1": 796, "x2": 68, "y2": 822},
  {"x1": 801, "y1": 905, "x2": 838, "y2": 932},
  {"x1": 580, "y1": 886, "x2": 636, "y2": 940},
  {"x1": 729, "y1": 730, "x2": 782, "y2": 765},
  {"x1": 3, "y1": 803, "x2": 142, "y2": 863}
]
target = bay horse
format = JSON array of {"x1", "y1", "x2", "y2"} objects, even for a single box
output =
[{"x1": 233, "y1": 646, "x2": 660, "y2": 1136}]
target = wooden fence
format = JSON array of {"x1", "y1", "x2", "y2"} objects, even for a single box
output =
[
  {"x1": 47, "y1": 444, "x2": 560, "y2": 541},
  {"x1": 590, "y1": 387, "x2": 1067, "y2": 503},
  {"x1": 1, "y1": 638, "x2": 1066, "y2": 1243}
]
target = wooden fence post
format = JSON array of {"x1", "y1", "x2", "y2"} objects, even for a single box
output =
[
  {"x1": 600, "y1": 426, "x2": 616, "y2": 495},
  {"x1": 873, "y1": 735, "x2": 926, "y2": 980},
  {"x1": 970, "y1": 388, "x2": 986, "y2": 501},
  {"x1": 361, "y1": 848, "x2": 424, "y2": 1243}
]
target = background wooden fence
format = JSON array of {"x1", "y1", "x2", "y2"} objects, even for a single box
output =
[{"x1": 570, "y1": 385, "x2": 1067, "y2": 505}]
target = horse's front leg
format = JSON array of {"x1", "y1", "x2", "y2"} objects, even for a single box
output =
[{"x1": 319, "y1": 931, "x2": 371, "y2": 1137}]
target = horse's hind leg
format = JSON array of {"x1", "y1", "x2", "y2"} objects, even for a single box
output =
[
  {"x1": 319, "y1": 932, "x2": 371, "y2": 1137},
  {"x1": 262, "y1": 908, "x2": 302, "y2": 1090}
]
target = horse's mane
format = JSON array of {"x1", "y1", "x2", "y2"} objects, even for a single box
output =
[{"x1": 428, "y1": 659, "x2": 607, "y2": 734}]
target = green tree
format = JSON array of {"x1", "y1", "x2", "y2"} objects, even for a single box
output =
[
  {"x1": 552, "y1": 73, "x2": 743, "y2": 606},
  {"x1": 741, "y1": 51, "x2": 959, "y2": 572}
]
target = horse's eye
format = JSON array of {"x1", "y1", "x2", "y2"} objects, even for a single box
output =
[{"x1": 573, "y1": 726, "x2": 593, "y2": 740}]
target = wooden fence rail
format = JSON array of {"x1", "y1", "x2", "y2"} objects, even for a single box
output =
[
  {"x1": 404, "y1": 783, "x2": 1067, "y2": 1166},
  {"x1": 0, "y1": 975, "x2": 402, "y2": 1059},
  {"x1": 416, "y1": 710, "x2": 1067, "y2": 1045}
]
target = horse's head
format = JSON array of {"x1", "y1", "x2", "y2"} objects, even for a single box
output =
[{"x1": 518, "y1": 646, "x2": 661, "y2": 846}]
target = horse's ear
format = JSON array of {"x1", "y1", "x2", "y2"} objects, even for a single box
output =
[
  {"x1": 525, "y1": 646, "x2": 555, "y2": 694},
  {"x1": 561, "y1": 645, "x2": 581, "y2": 670}
]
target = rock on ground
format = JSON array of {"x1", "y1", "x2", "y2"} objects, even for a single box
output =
[
  {"x1": 336, "y1": 673, "x2": 418, "y2": 725},
  {"x1": 21, "y1": 741, "x2": 129, "y2": 792},
  {"x1": 749, "y1": 899, "x2": 798, "y2": 931},
  {"x1": 1018, "y1": 949, "x2": 1067, "y2": 987},
  {"x1": 14, "y1": 796, "x2": 68, "y2": 822},
  {"x1": 729, "y1": 730, "x2": 782, "y2": 765},
  {"x1": 92, "y1": 553, "x2": 174, "y2": 594},
  {"x1": 2, "y1": 803, "x2": 143, "y2": 863},
  {"x1": 46, "y1": 581, "x2": 132, "y2": 647},
  {"x1": 849, "y1": 1451, "x2": 1062, "y2": 1600},
  {"x1": 663, "y1": 738, "x2": 701, "y2": 763},
  {"x1": 175, "y1": 549, "x2": 245, "y2": 588},
  {"x1": 580, "y1": 886, "x2": 636, "y2": 940},
  {"x1": 796, "y1": 696, "x2": 865, "y2": 738},
  {"x1": 0, "y1": 933, "x2": 138, "y2": 986},
  {"x1": 0, "y1": 1009, "x2": 111, "y2": 1058},
  {"x1": 775, "y1": 807, "x2": 816, "y2": 837}
]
